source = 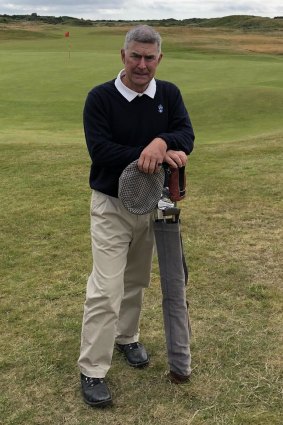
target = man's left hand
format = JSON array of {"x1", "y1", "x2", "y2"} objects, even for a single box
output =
[{"x1": 164, "y1": 150, "x2": 187, "y2": 168}]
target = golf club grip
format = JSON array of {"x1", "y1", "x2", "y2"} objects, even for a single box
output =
[{"x1": 168, "y1": 166, "x2": 186, "y2": 202}]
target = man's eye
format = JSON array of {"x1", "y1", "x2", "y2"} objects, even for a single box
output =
[{"x1": 130, "y1": 54, "x2": 155, "y2": 61}]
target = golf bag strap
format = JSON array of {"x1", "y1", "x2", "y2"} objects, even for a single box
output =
[{"x1": 180, "y1": 232, "x2": 189, "y2": 285}]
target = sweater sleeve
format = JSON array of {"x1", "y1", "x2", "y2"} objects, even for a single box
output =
[
  {"x1": 157, "y1": 84, "x2": 195, "y2": 155},
  {"x1": 83, "y1": 89, "x2": 143, "y2": 170}
]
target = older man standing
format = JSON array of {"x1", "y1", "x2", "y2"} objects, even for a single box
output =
[{"x1": 78, "y1": 25, "x2": 195, "y2": 407}]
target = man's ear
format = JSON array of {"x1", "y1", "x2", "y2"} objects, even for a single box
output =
[
  {"x1": 158, "y1": 53, "x2": 163, "y2": 64},
  {"x1": 121, "y1": 49, "x2": 125, "y2": 64}
]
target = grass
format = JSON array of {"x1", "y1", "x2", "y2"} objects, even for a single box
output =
[{"x1": 0, "y1": 24, "x2": 282, "y2": 424}]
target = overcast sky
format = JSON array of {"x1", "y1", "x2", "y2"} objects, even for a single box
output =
[{"x1": 0, "y1": 0, "x2": 282, "y2": 20}]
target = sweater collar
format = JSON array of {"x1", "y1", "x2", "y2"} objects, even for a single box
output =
[{"x1": 115, "y1": 69, "x2": 156, "y2": 102}]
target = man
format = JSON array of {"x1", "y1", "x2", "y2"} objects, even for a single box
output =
[{"x1": 78, "y1": 25, "x2": 195, "y2": 407}]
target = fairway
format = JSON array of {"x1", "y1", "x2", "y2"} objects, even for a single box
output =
[{"x1": 0, "y1": 23, "x2": 282, "y2": 425}]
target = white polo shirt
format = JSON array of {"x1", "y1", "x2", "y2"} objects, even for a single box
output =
[{"x1": 114, "y1": 69, "x2": 156, "y2": 102}]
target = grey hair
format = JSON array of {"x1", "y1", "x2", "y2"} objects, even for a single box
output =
[{"x1": 124, "y1": 25, "x2": 162, "y2": 53}]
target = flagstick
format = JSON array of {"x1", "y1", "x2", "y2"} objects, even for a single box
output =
[{"x1": 64, "y1": 31, "x2": 71, "y2": 59}]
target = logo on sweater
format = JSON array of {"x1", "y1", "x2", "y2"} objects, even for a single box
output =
[{"x1": 158, "y1": 104, "x2": 164, "y2": 113}]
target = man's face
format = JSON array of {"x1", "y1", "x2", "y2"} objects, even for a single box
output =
[{"x1": 121, "y1": 41, "x2": 163, "y2": 93}]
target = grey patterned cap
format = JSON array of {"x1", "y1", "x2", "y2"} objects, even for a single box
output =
[{"x1": 118, "y1": 159, "x2": 165, "y2": 215}]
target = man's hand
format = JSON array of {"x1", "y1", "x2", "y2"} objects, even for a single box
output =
[
  {"x1": 138, "y1": 138, "x2": 167, "y2": 174},
  {"x1": 164, "y1": 150, "x2": 187, "y2": 168}
]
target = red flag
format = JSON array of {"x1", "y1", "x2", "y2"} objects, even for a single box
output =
[{"x1": 65, "y1": 31, "x2": 70, "y2": 37}]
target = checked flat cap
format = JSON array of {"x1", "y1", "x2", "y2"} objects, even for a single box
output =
[{"x1": 118, "y1": 159, "x2": 165, "y2": 215}]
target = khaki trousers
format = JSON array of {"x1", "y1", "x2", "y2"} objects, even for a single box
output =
[{"x1": 78, "y1": 190, "x2": 154, "y2": 378}]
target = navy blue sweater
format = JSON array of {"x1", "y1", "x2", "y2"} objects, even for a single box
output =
[{"x1": 83, "y1": 78, "x2": 195, "y2": 197}]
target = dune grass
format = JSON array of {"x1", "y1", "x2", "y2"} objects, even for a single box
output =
[{"x1": 0, "y1": 24, "x2": 282, "y2": 424}]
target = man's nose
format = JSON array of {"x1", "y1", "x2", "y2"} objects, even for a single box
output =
[{"x1": 137, "y1": 57, "x2": 147, "y2": 68}]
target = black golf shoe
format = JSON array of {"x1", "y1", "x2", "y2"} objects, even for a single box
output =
[
  {"x1": 116, "y1": 342, "x2": 149, "y2": 368},
  {"x1": 80, "y1": 373, "x2": 112, "y2": 407}
]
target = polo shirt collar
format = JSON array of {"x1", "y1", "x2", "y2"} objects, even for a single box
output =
[{"x1": 115, "y1": 69, "x2": 156, "y2": 102}]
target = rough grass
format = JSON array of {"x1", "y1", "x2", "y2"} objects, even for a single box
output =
[
  {"x1": 0, "y1": 131, "x2": 282, "y2": 425},
  {"x1": 0, "y1": 23, "x2": 283, "y2": 54},
  {"x1": 161, "y1": 27, "x2": 283, "y2": 55}
]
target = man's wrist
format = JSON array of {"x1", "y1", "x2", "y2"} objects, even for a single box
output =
[{"x1": 153, "y1": 137, "x2": 167, "y2": 149}]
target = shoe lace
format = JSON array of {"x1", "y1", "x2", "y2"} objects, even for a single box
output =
[
  {"x1": 127, "y1": 342, "x2": 139, "y2": 350},
  {"x1": 84, "y1": 376, "x2": 104, "y2": 387}
]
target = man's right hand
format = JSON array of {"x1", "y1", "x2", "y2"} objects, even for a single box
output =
[{"x1": 138, "y1": 138, "x2": 167, "y2": 174}]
